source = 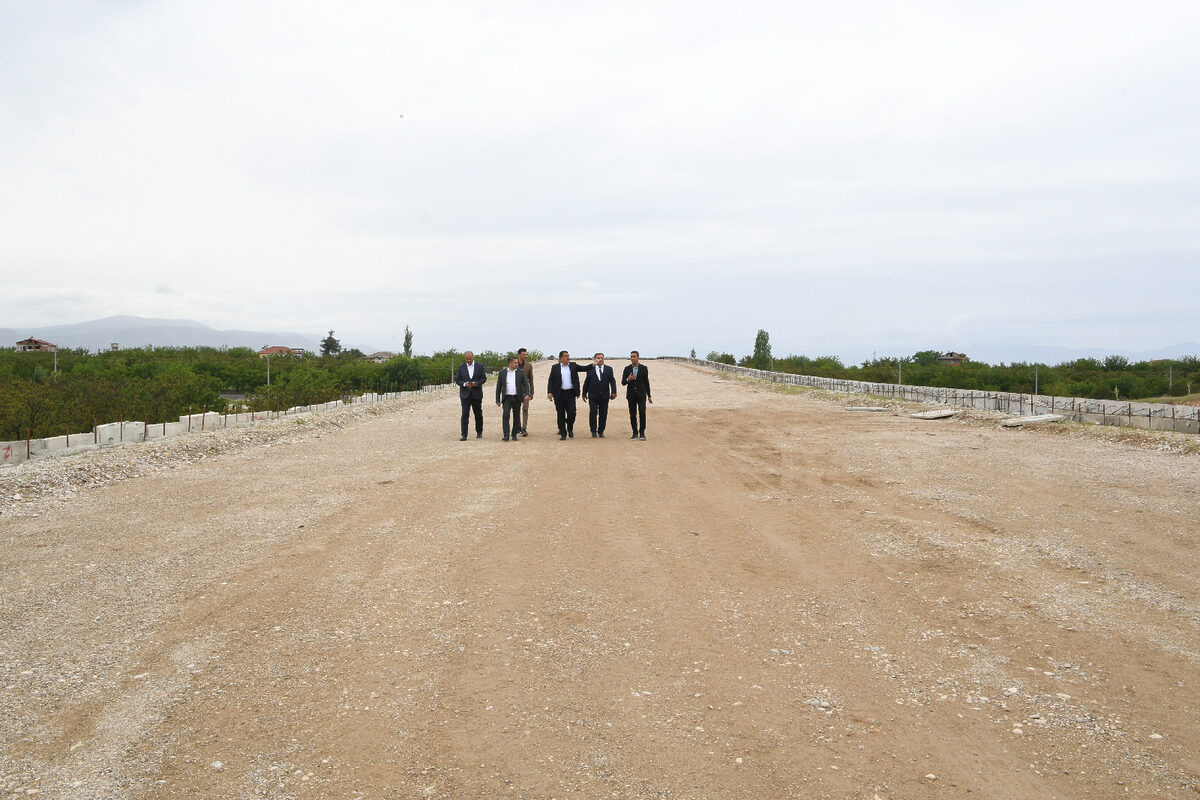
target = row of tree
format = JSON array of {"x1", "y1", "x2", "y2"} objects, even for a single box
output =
[
  {"x1": 699, "y1": 331, "x2": 1200, "y2": 402},
  {"x1": 0, "y1": 345, "x2": 539, "y2": 441}
]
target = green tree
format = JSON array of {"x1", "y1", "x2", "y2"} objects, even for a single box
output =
[
  {"x1": 752, "y1": 330, "x2": 771, "y2": 370},
  {"x1": 1103, "y1": 354, "x2": 1130, "y2": 371},
  {"x1": 320, "y1": 330, "x2": 342, "y2": 357},
  {"x1": 403, "y1": 325, "x2": 414, "y2": 358},
  {"x1": 911, "y1": 350, "x2": 941, "y2": 367},
  {"x1": 382, "y1": 355, "x2": 425, "y2": 391}
]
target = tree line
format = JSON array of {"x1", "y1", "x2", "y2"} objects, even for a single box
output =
[
  {"x1": 0, "y1": 345, "x2": 538, "y2": 441},
  {"x1": 703, "y1": 331, "x2": 1200, "y2": 403}
]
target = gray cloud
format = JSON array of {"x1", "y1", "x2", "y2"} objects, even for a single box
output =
[{"x1": 2, "y1": 1, "x2": 1198, "y2": 363}]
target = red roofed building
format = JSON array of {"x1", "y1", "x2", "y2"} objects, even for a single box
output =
[
  {"x1": 257, "y1": 345, "x2": 304, "y2": 358},
  {"x1": 15, "y1": 337, "x2": 57, "y2": 352}
]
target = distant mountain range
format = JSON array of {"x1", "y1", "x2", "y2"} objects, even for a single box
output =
[
  {"x1": 2, "y1": 315, "x2": 331, "y2": 353},
  {"x1": 4, "y1": 315, "x2": 1195, "y2": 365}
]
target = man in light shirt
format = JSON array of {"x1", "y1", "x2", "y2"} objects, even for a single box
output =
[
  {"x1": 495, "y1": 356, "x2": 531, "y2": 442},
  {"x1": 545, "y1": 350, "x2": 589, "y2": 440},
  {"x1": 581, "y1": 352, "x2": 618, "y2": 438},
  {"x1": 454, "y1": 350, "x2": 487, "y2": 441}
]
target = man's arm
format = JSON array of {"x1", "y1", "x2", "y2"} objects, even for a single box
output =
[
  {"x1": 620, "y1": 365, "x2": 631, "y2": 386},
  {"x1": 644, "y1": 367, "x2": 652, "y2": 402}
]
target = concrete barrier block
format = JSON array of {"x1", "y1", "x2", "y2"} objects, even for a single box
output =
[
  {"x1": 1, "y1": 440, "x2": 29, "y2": 465},
  {"x1": 96, "y1": 421, "x2": 147, "y2": 446},
  {"x1": 41, "y1": 435, "x2": 71, "y2": 453}
]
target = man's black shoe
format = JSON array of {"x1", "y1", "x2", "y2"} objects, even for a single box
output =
[
  {"x1": 520, "y1": 430, "x2": 528, "y2": 437},
  {"x1": 598, "y1": 432, "x2": 605, "y2": 438},
  {"x1": 559, "y1": 434, "x2": 567, "y2": 440},
  {"x1": 503, "y1": 436, "x2": 510, "y2": 441},
  {"x1": 591, "y1": 432, "x2": 598, "y2": 438},
  {"x1": 568, "y1": 431, "x2": 574, "y2": 438},
  {"x1": 639, "y1": 433, "x2": 647, "y2": 440},
  {"x1": 476, "y1": 432, "x2": 482, "y2": 438},
  {"x1": 631, "y1": 432, "x2": 638, "y2": 439},
  {"x1": 460, "y1": 435, "x2": 468, "y2": 441}
]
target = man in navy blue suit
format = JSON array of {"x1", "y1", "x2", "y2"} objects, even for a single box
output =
[
  {"x1": 454, "y1": 350, "x2": 487, "y2": 440},
  {"x1": 545, "y1": 350, "x2": 589, "y2": 440},
  {"x1": 581, "y1": 352, "x2": 618, "y2": 438}
]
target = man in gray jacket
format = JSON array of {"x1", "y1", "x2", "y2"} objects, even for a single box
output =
[{"x1": 495, "y1": 356, "x2": 532, "y2": 441}]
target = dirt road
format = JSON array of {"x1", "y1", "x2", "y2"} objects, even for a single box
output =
[{"x1": 3, "y1": 360, "x2": 1198, "y2": 799}]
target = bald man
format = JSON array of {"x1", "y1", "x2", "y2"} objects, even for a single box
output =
[{"x1": 454, "y1": 350, "x2": 487, "y2": 440}]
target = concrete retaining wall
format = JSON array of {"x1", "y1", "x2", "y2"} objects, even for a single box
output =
[
  {"x1": 664, "y1": 357, "x2": 1200, "y2": 435},
  {"x1": 1, "y1": 384, "x2": 450, "y2": 467}
]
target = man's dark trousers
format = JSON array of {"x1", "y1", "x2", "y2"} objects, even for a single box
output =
[
  {"x1": 628, "y1": 396, "x2": 647, "y2": 435},
  {"x1": 589, "y1": 397, "x2": 610, "y2": 435},
  {"x1": 554, "y1": 393, "x2": 577, "y2": 436},
  {"x1": 461, "y1": 397, "x2": 483, "y2": 438},
  {"x1": 501, "y1": 395, "x2": 522, "y2": 438}
]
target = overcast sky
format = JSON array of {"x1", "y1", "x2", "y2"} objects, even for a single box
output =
[{"x1": 2, "y1": 1, "x2": 1198, "y2": 363}]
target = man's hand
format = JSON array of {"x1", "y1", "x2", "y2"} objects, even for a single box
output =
[
  {"x1": 495, "y1": 402, "x2": 501, "y2": 407},
  {"x1": 610, "y1": 392, "x2": 617, "y2": 400}
]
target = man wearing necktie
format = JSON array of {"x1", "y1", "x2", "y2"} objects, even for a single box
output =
[
  {"x1": 545, "y1": 350, "x2": 589, "y2": 440},
  {"x1": 454, "y1": 350, "x2": 487, "y2": 441},
  {"x1": 581, "y1": 352, "x2": 618, "y2": 438}
]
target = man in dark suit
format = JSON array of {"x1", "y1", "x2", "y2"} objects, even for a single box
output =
[
  {"x1": 620, "y1": 350, "x2": 653, "y2": 439},
  {"x1": 545, "y1": 350, "x2": 589, "y2": 440},
  {"x1": 581, "y1": 352, "x2": 618, "y2": 438},
  {"x1": 454, "y1": 350, "x2": 487, "y2": 440},
  {"x1": 494, "y1": 355, "x2": 531, "y2": 441}
]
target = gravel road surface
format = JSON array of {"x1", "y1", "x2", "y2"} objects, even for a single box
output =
[{"x1": 2, "y1": 360, "x2": 1198, "y2": 799}]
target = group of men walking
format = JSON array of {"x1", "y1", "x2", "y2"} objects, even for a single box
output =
[{"x1": 455, "y1": 349, "x2": 652, "y2": 442}]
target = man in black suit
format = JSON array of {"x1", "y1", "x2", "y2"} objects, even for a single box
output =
[
  {"x1": 581, "y1": 352, "x2": 617, "y2": 438},
  {"x1": 494, "y1": 355, "x2": 531, "y2": 441},
  {"x1": 545, "y1": 350, "x2": 589, "y2": 440},
  {"x1": 454, "y1": 350, "x2": 487, "y2": 440},
  {"x1": 620, "y1": 350, "x2": 652, "y2": 439}
]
